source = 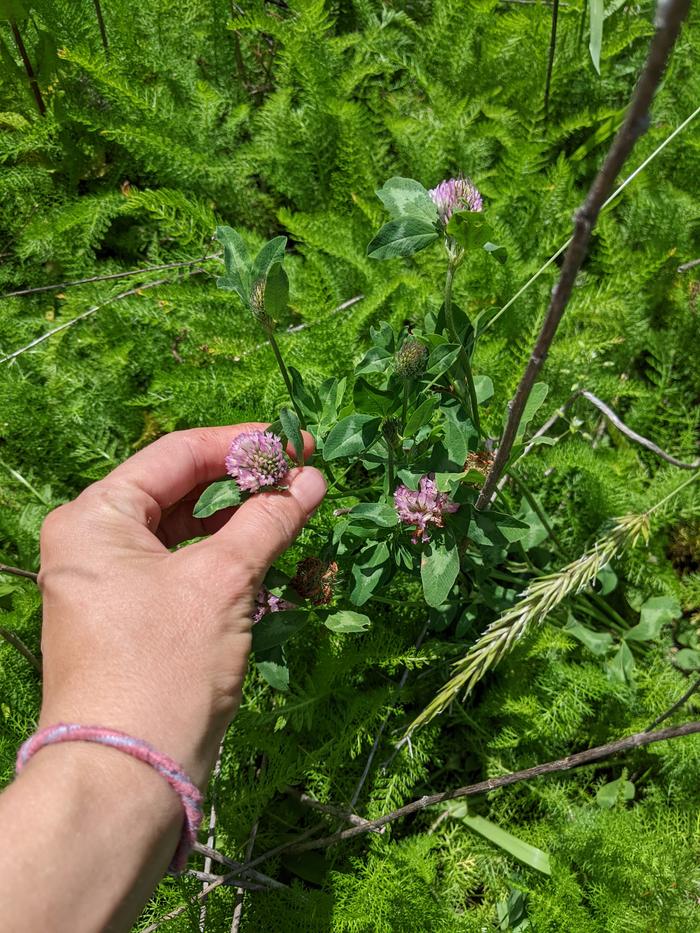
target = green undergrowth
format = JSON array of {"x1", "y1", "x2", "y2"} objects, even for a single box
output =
[{"x1": 1, "y1": 1, "x2": 700, "y2": 930}]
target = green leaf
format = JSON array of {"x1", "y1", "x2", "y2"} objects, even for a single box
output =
[
  {"x1": 279, "y1": 408, "x2": 304, "y2": 465},
  {"x1": 483, "y1": 241, "x2": 507, "y2": 264},
  {"x1": 375, "y1": 176, "x2": 439, "y2": 224},
  {"x1": 350, "y1": 541, "x2": 390, "y2": 606},
  {"x1": 421, "y1": 537, "x2": 459, "y2": 608},
  {"x1": 192, "y1": 479, "x2": 241, "y2": 518},
  {"x1": 404, "y1": 396, "x2": 437, "y2": 436},
  {"x1": 369, "y1": 321, "x2": 395, "y2": 352},
  {"x1": 444, "y1": 408, "x2": 476, "y2": 466},
  {"x1": 596, "y1": 776, "x2": 635, "y2": 809},
  {"x1": 367, "y1": 218, "x2": 439, "y2": 260},
  {"x1": 324, "y1": 610, "x2": 371, "y2": 633},
  {"x1": 255, "y1": 644, "x2": 289, "y2": 691},
  {"x1": 451, "y1": 810, "x2": 551, "y2": 876},
  {"x1": 349, "y1": 502, "x2": 398, "y2": 527},
  {"x1": 515, "y1": 382, "x2": 549, "y2": 440},
  {"x1": 0, "y1": 0, "x2": 29, "y2": 20},
  {"x1": 426, "y1": 343, "x2": 461, "y2": 376},
  {"x1": 288, "y1": 366, "x2": 319, "y2": 422},
  {"x1": 470, "y1": 511, "x2": 531, "y2": 548},
  {"x1": 251, "y1": 235, "x2": 287, "y2": 287},
  {"x1": 323, "y1": 414, "x2": 381, "y2": 461},
  {"x1": 675, "y1": 648, "x2": 700, "y2": 672},
  {"x1": 264, "y1": 261, "x2": 289, "y2": 317},
  {"x1": 353, "y1": 376, "x2": 396, "y2": 416},
  {"x1": 625, "y1": 596, "x2": 681, "y2": 642},
  {"x1": 215, "y1": 225, "x2": 251, "y2": 301},
  {"x1": 595, "y1": 565, "x2": 618, "y2": 596},
  {"x1": 589, "y1": 0, "x2": 604, "y2": 74},
  {"x1": 473, "y1": 374, "x2": 494, "y2": 404},
  {"x1": 565, "y1": 618, "x2": 614, "y2": 656},
  {"x1": 446, "y1": 211, "x2": 495, "y2": 250},
  {"x1": 355, "y1": 346, "x2": 393, "y2": 376},
  {"x1": 607, "y1": 641, "x2": 635, "y2": 684},
  {"x1": 252, "y1": 609, "x2": 309, "y2": 654}
]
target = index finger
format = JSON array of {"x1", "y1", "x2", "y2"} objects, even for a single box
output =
[{"x1": 103, "y1": 424, "x2": 316, "y2": 511}]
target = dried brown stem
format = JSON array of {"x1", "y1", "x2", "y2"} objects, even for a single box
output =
[
  {"x1": 286, "y1": 720, "x2": 700, "y2": 853},
  {"x1": 10, "y1": 21, "x2": 45, "y2": 116},
  {"x1": 0, "y1": 564, "x2": 38, "y2": 583},
  {"x1": 477, "y1": 0, "x2": 691, "y2": 509},
  {"x1": 0, "y1": 626, "x2": 42, "y2": 674},
  {"x1": 286, "y1": 787, "x2": 384, "y2": 833},
  {"x1": 644, "y1": 678, "x2": 700, "y2": 732}
]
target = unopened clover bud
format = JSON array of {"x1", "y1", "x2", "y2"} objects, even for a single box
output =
[
  {"x1": 395, "y1": 338, "x2": 428, "y2": 380},
  {"x1": 381, "y1": 416, "x2": 401, "y2": 447},
  {"x1": 250, "y1": 278, "x2": 275, "y2": 332}
]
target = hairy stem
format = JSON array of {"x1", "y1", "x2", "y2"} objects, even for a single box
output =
[
  {"x1": 266, "y1": 331, "x2": 305, "y2": 426},
  {"x1": 444, "y1": 260, "x2": 481, "y2": 436}
]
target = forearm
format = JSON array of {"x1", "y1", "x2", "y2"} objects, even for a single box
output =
[{"x1": 0, "y1": 743, "x2": 182, "y2": 933}]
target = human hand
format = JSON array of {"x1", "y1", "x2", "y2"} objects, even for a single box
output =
[{"x1": 36, "y1": 424, "x2": 326, "y2": 788}]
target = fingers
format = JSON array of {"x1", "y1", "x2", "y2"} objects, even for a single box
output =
[
  {"x1": 191, "y1": 467, "x2": 326, "y2": 577},
  {"x1": 95, "y1": 425, "x2": 316, "y2": 523}
]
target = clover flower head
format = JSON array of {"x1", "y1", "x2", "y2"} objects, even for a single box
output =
[
  {"x1": 252, "y1": 586, "x2": 296, "y2": 624},
  {"x1": 394, "y1": 474, "x2": 459, "y2": 544},
  {"x1": 225, "y1": 430, "x2": 289, "y2": 493},
  {"x1": 395, "y1": 338, "x2": 428, "y2": 381},
  {"x1": 429, "y1": 176, "x2": 483, "y2": 226},
  {"x1": 291, "y1": 557, "x2": 340, "y2": 606}
]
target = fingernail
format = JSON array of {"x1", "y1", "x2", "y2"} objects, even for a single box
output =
[{"x1": 288, "y1": 467, "x2": 327, "y2": 515}]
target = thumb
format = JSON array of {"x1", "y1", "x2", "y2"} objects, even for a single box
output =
[{"x1": 199, "y1": 467, "x2": 327, "y2": 577}]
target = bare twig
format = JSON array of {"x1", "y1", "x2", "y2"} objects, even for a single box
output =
[
  {"x1": 477, "y1": 0, "x2": 692, "y2": 509},
  {"x1": 678, "y1": 257, "x2": 700, "y2": 273},
  {"x1": 286, "y1": 720, "x2": 700, "y2": 853},
  {"x1": 0, "y1": 254, "x2": 220, "y2": 300},
  {"x1": 286, "y1": 787, "x2": 385, "y2": 833},
  {"x1": 543, "y1": 0, "x2": 560, "y2": 125},
  {"x1": 199, "y1": 743, "x2": 224, "y2": 931},
  {"x1": 10, "y1": 21, "x2": 45, "y2": 116},
  {"x1": 230, "y1": 818, "x2": 259, "y2": 933},
  {"x1": 0, "y1": 626, "x2": 42, "y2": 674},
  {"x1": 0, "y1": 564, "x2": 38, "y2": 583},
  {"x1": 92, "y1": 0, "x2": 109, "y2": 55},
  {"x1": 644, "y1": 677, "x2": 700, "y2": 732}
]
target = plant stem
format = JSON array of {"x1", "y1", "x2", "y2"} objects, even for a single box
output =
[
  {"x1": 386, "y1": 441, "x2": 395, "y2": 492},
  {"x1": 543, "y1": 0, "x2": 560, "y2": 126},
  {"x1": 92, "y1": 0, "x2": 109, "y2": 55},
  {"x1": 266, "y1": 331, "x2": 305, "y2": 426},
  {"x1": 444, "y1": 259, "x2": 481, "y2": 436},
  {"x1": 476, "y1": 0, "x2": 691, "y2": 510},
  {"x1": 10, "y1": 21, "x2": 45, "y2": 115},
  {"x1": 0, "y1": 626, "x2": 42, "y2": 674},
  {"x1": 402, "y1": 382, "x2": 409, "y2": 428},
  {"x1": 325, "y1": 486, "x2": 377, "y2": 500}
]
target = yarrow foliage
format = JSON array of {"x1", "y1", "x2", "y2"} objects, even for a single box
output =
[
  {"x1": 225, "y1": 430, "x2": 289, "y2": 493},
  {"x1": 394, "y1": 475, "x2": 459, "y2": 544},
  {"x1": 429, "y1": 176, "x2": 483, "y2": 225}
]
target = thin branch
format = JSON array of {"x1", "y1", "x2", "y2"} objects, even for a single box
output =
[
  {"x1": 543, "y1": 0, "x2": 560, "y2": 125},
  {"x1": 0, "y1": 564, "x2": 38, "y2": 583},
  {"x1": 0, "y1": 254, "x2": 220, "y2": 300},
  {"x1": 0, "y1": 626, "x2": 42, "y2": 674},
  {"x1": 286, "y1": 787, "x2": 385, "y2": 833},
  {"x1": 199, "y1": 743, "x2": 224, "y2": 932},
  {"x1": 286, "y1": 720, "x2": 700, "y2": 853},
  {"x1": 191, "y1": 842, "x2": 284, "y2": 889},
  {"x1": 678, "y1": 257, "x2": 700, "y2": 273},
  {"x1": 10, "y1": 21, "x2": 45, "y2": 116},
  {"x1": 230, "y1": 818, "x2": 259, "y2": 933},
  {"x1": 477, "y1": 0, "x2": 691, "y2": 509},
  {"x1": 0, "y1": 277, "x2": 176, "y2": 365},
  {"x1": 644, "y1": 677, "x2": 700, "y2": 732},
  {"x1": 92, "y1": 0, "x2": 109, "y2": 55}
]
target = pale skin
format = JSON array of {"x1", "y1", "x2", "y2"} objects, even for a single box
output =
[{"x1": 0, "y1": 424, "x2": 326, "y2": 933}]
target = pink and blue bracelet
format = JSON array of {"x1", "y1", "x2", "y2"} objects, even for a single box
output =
[{"x1": 16, "y1": 723, "x2": 204, "y2": 873}]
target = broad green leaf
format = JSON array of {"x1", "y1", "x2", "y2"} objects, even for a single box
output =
[
  {"x1": 515, "y1": 382, "x2": 549, "y2": 440},
  {"x1": 252, "y1": 609, "x2": 309, "y2": 654},
  {"x1": 607, "y1": 641, "x2": 635, "y2": 683},
  {"x1": 215, "y1": 225, "x2": 251, "y2": 300},
  {"x1": 596, "y1": 776, "x2": 635, "y2": 809},
  {"x1": 404, "y1": 396, "x2": 437, "y2": 436},
  {"x1": 251, "y1": 235, "x2": 287, "y2": 286},
  {"x1": 355, "y1": 346, "x2": 393, "y2": 375},
  {"x1": 279, "y1": 407, "x2": 304, "y2": 465},
  {"x1": 483, "y1": 241, "x2": 507, "y2": 264},
  {"x1": 473, "y1": 374, "x2": 494, "y2": 404},
  {"x1": 625, "y1": 595, "x2": 681, "y2": 642},
  {"x1": 288, "y1": 366, "x2": 319, "y2": 421},
  {"x1": 324, "y1": 610, "x2": 371, "y2": 633},
  {"x1": 426, "y1": 343, "x2": 461, "y2": 376},
  {"x1": 421, "y1": 537, "x2": 459, "y2": 608},
  {"x1": 675, "y1": 648, "x2": 700, "y2": 672},
  {"x1": 369, "y1": 321, "x2": 395, "y2": 352},
  {"x1": 192, "y1": 479, "x2": 241, "y2": 518},
  {"x1": 565, "y1": 618, "x2": 614, "y2": 656},
  {"x1": 589, "y1": 0, "x2": 604, "y2": 74},
  {"x1": 470, "y1": 511, "x2": 531, "y2": 548},
  {"x1": 350, "y1": 541, "x2": 390, "y2": 606},
  {"x1": 324, "y1": 414, "x2": 381, "y2": 461},
  {"x1": 367, "y1": 218, "x2": 439, "y2": 260},
  {"x1": 447, "y1": 809, "x2": 551, "y2": 875},
  {"x1": 264, "y1": 260, "x2": 289, "y2": 317},
  {"x1": 375, "y1": 176, "x2": 439, "y2": 224},
  {"x1": 446, "y1": 211, "x2": 495, "y2": 250},
  {"x1": 353, "y1": 376, "x2": 395, "y2": 416},
  {"x1": 255, "y1": 644, "x2": 289, "y2": 691},
  {"x1": 444, "y1": 408, "x2": 476, "y2": 466},
  {"x1": 595, "y1": 565, "x2": 618, "y2": 596},
  {"x1": 349, "y1": 502, "x2": 398, "y2": 527}
]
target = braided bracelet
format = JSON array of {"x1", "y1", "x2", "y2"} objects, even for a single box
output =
[{"x1": 16, "y1": 723, "x2": 203, "y2": 873}]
